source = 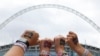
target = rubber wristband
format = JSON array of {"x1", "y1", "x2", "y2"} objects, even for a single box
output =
[{"x1": 82, "y1": 49, "x2": 89, "y2": 56}]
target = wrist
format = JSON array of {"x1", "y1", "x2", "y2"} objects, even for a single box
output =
[
  {"x1": 16, "y1": 38, "x2": 29, "y2": 47},
  {"x1": 74, "y1": 44, "x2": 85, "y2": 56},
  {"x1": 40, "y1": 48, "x2": 50, "y2": 52},
  {"x1": 56, "y1": 48, "x2": 64, "y2": 53},
  {"x1": 14, "y1": 37, "x2": 29, "y2": 52},
  {"x1": 56, "y1": 51, "x2": 68, "y2": 56},
  {"x1": 39, "y1": 49, "x2": 50, "y2": 56}
]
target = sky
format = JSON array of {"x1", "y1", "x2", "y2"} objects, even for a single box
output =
[{"x1": 0, "y1": 0, "x2": 100, "y2": 48}]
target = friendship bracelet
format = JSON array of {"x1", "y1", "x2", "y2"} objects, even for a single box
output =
[
  {"x1": 39, "y1": 50, "x2": 50, "y2": 56},
  {"x1": 82, "y1": 49, "x2": 89, "y2": 56},
  {"x1": 14, "y1": 42, "x2": 28, "y2": 52}
]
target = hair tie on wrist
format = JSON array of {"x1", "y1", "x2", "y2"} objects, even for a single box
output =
[{"x1": 82, "y1": 49, "x2": 89, "y2": 56}]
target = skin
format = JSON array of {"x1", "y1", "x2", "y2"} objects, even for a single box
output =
[
  {"x1": 65, "y1": 31, "x2": 93, "y2": 56},
  {"x1": 4, "y1": 30, "x2": 39, "y2": 56},
  {"x1": 4, "y1": 31, "x2": 92, "y2": 56},
  {"x1": 39, "y1": 32, "x2": 93, "y2": 56},
  {"x1": 39, "y1": 35, "x2": 66, "y2": 56},
  {"x1": 54, "y1": 35, "x2": 65, "y2": 53},
  {"x1": 39, "y1": 39, "x2": 53, "y2": 56}
]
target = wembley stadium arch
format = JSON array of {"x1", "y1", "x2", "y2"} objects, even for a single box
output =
[{"x1": 0, "y1": 4, "x2": 100, "y2": 33}]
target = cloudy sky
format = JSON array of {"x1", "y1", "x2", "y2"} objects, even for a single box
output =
[{"x1": 0, "y1": 0, "x2": 100, "y2": 48}]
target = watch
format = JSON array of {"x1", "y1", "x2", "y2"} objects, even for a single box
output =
[{"x1": 16, "y1": 37, "x2": 29, "y2": 47}]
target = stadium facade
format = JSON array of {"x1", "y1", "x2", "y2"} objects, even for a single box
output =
[{"x1": 0, "y1": 44, "x2": 100, "y2": 56}]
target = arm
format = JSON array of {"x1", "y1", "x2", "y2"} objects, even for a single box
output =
[
  {"x1": 66, "y1": 31, "x2": 92, "y2": 56},
  {"x1": 54, "y1": 35, "x2": 68, "y2": 56},
  {"x1": 4, "y1": 30, "x2": 39, "y2": 56},
  {"x1": 4, "y1": 46, "x2": 24, "y2": 56},
  {"x1": 73, "y1": 43, "x2": 92, "y2": 56},
  {"x1": 39, "y1": 39, "x2": 53, "y2": 56}
]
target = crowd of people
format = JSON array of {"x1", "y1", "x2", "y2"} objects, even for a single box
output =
[{"x1": 4, "y1": 30, "x2": 93, "y2": 56}]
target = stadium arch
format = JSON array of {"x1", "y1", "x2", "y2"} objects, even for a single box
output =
[{"x1": 0, "y1": 4, "x2": 100, "y2": 33}]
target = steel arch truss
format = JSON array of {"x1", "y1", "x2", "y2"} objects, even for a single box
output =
[{"x1": 0, "y1": 4, "x2": 100, "y2": 33}]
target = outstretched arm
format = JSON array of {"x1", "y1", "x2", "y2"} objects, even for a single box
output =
[
  {"x1": 66, "y1": 31, "x2": 92, "y2": 56},
  {"x1": 4, "y1": 30, "x2": 39, "y2": 56}
]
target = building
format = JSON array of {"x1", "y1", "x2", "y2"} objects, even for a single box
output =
[{"x1": 0, "y1": 44, "x2": 100, "y2": 56}]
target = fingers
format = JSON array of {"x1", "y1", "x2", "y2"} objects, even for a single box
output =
[
  {"x1": 66, "y1": 31, "x2": 79, "y2": 46},
  {"x1": 21, "y1": 30, "x2": 39, "y2": 46},
  {"x1": 21, "y1": 30, "x2": 79, "y2": 49},
  {"x1": 39, "y1": 38, "x2": 53, "y2": 52},
  {"x1": 54, "y1": 35, "x2": 65, "y2": 41},
  {"x1": 54, "y1": 35, "x2": 65, "y2": 53},
  {"x1": 68, "y1": 31, "x2": 77, "y2": 38},
  {"x1": 21, "y1": 30, "x2": 39, "y2": 39}
]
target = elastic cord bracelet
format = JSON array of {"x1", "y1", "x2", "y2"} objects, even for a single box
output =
[
  {"x1": 14, "y1": 42, "x2": 27, "y2": 52},
  {"x1": 82, "y1": 49, "x2": 89, "y2": 56},
  {"x1": 39, "y1": 50, "x2": 50, "y2": 56}
]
